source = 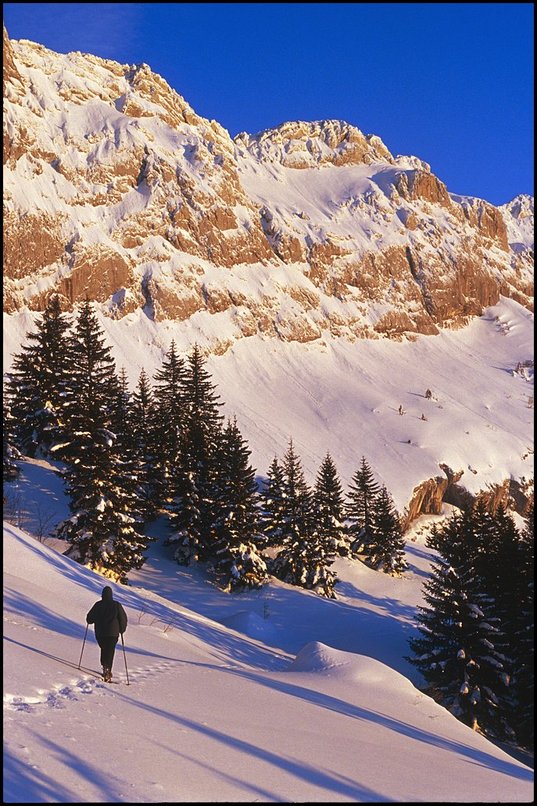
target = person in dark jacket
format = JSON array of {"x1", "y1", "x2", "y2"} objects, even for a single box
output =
[{"x1": 86, "y1": 586, "x2": 128, "y2": 682}]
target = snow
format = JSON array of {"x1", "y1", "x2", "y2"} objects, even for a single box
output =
[
  {"x1": 3, "y1": 461, "x2": 534, "y2": 803},
  {"x1": 6, "y1": 296, "x2": 533, "y2": 516},
  {"x1": 2, "y1": 33, "x2": 534, "y2": 801}
]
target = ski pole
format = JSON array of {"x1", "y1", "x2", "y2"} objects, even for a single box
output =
[
  {"x1": 78, "y1": 623, "x2": 88, "y2": 669},
  {"x1": 121, "y1": 633, "x2": 130, "y2": 685}
]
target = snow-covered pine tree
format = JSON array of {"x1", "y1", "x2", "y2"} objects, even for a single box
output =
[
  {"x1": 152, "y1": 340, "x2": 187, "y2": 507},
  {"x1": 314, "y1": 452, "x2": 348, "y2": 556},
  {"x1": 259, "y1": 456, "x2": 288, "y2": 549},
  {"x1": 55, "y1": 301, "x2": 148, "y2": 581},
  {"x1": 408, "y1": 509, "x2": 511, "y2": 738},
  {"x1": 168, "y1": 344, "x2": 224, "y2": 564},
  {"x1": 270, "y1": 440, "x2": 312, "y2": 583},
  {"x1": 3, "y1": 387, "x2": 20, "y2": 481},
  {"x1": 211, "y1": 417, "x2": 268, "y2": 592},
  {"x1": 7, "y1": 294, "x2": 72, "y2": 457},
  {"x1": 130, "y1": 369, "x2": 161, "y2": 521},
  {"x1": 270, "y1": 440, "x2": 337, "y2": 596},
  {"x1": 366, "y1": 486, "x2": 408, "y2": 574},
  {"x1": 447, "y1": 499, "x2": 522, "y2": 740},
  {"x1": 108, "y1": 368, "x2": 147, "y2": 530},
  {"x1": 511, "y1": 500, "x2": 534, "y2": 749},
  {"x1": 346, "y1": 456, "x2": 380, "y2": 555},
  {"x1": 300, "y1": 521, "x2": 339, "y2": 598},
  {"x1": 277, "y1": 440, "x2": 311, "y2": 539}
]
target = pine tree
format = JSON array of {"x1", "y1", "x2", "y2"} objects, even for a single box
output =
[
  {"x1": 446, "y1": 500, "x2": 522, "y2": 740},
  {"x1": 259, "y1": 457, "x2": 288, "y2": 548},
  {"x1": 408, "y1": 551, "x2": 509, "y2": 734},
  {"x1": 168, "y1": 344, "x2": 224, "y2": 564},
  {"x1": 271, "y1": 440, "x2": 312, "y2": 583},
  {"x1": 366, "y1": 486, "x2": 408, "y2": 574},
  {"x1": 7, "y1": 295, "x2": 72, "y2": 457},
  {"x1": 511, "y1": 500, "x2": 534, "y2": 748},
  {"x1": 409, "y1": 508, "x2": 512, "y2": 738},
  {"x1": 152, "y1": 340, "x2": 187, "y2": 506},
  {"x1": 55, "y1": 302, "x2": 148, "y2": 581},
  {"x1": 108, "y1": 368, "x2": 147, "y2": 537},
  {"x1": 280, "y1": 440, "x2": 312, "y2": 541},
  {"x1": 130, "y1": 369, "x2": 161, "y2": 520},
  {"x1": 3, "y1": 387, "x2": 20, "y2": 481},
  {"x1": 301, "y1": 523, "x2": 338, "y2": 598},
  {"x1": 347, "y1": 456, "x2": 380, "y2": 555},
  {"x1": 211, "y1": 418, "x2": 267, "y2": 592},
  {"x1": 314, "y1": 452, "x2": 348, "y2": 556},
  {"x1": 271, "y1": 441, "x2": 337, "y2": 595}
]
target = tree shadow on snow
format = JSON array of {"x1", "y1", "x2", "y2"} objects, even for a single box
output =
[
  {"x1": 216, "y1": 667, "x2": 534, "y2": 784},
  {"x1": 106, "y1": 690, "x2": 388, "y2": 802}
]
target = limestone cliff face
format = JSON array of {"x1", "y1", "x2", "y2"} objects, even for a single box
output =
[{"x1": 3, "y1": 28, "x2": 534, "y2": 346}]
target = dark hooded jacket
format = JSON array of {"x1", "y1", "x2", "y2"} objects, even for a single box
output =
[{"x1": 86, "y1": 586, "x2": 128, "y2": 640}]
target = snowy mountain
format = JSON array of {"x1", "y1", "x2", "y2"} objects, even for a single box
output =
[
  {"x1": 2, "y1": 461, "x2": 534, "y2": 802},
  {"x1": 2, "y1": 26, "x2": 534, "y2": 520},
  {"x1": 3, "y1": 27, "x2": 533, "y2": 332}
]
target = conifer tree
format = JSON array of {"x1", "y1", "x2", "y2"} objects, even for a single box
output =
[
  {"x1": 55, "y1": 302, "x2": 148, "y2": 580},
  {"x1": 408, "y1": 508, "x2": 512, "y2": 738},
  {"x1": 7, "y1": 295, "x2": 71, "y2": 457},
  {"x1": 130, "y1": 369, "x2": 161, "y2": 520},
  {"x1": 271, "y1": 441, "x2": 337, "y2": 595},
  {"x1": 259, "y1": 457, "x2": 288, "y2": 548},
  {"x1": 280, "y1": 439, "x2": 312, "y2": 540},
  {"x1": 408, "y1": 549, "x2": 509, "y2": 734},
  {"x1": 347, "y1": 456, "x2": 380, "y2": 554},
  {"x1": 443, "y1": 500, "x2": 523, "y2": 739},
  {"x1": 314, "y1": 452, "x2": 348, "y2": 556},
  {"x1": 108, "y1": 368, "x2": 147, "y2": 536},
  {"x1": 511, "y1": 500, "x2": 534, "y2": 748},
  {"x1": 270, "y1": 440, "x2": 312, "y2": 583},
  {"x1": 3, "y1": 388, "x2": 20, "y2": 481},
  {"x1": 152, "y1": 340, "x2": 186, "y2": 505},
  {"x1": 366, "y1": 486, "x2": 408, "y2": 574},
  {"x1": 300, "y1": 523, "x2": 339, "y2": 598},
  {"x1": 168, "y1": 344, "x2": 224, "y2": 564},
  {"x1": 211, "y1": 418, "x2": 268, "y2": 592}
]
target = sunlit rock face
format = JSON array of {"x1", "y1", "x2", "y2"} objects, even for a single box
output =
[{"x1": 3, "y1": 27, "x2": 533, "y2": 345}]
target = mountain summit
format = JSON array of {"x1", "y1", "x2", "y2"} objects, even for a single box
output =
[{"x1": 3, "y1": 28, "x2": 533, "y2": 350}]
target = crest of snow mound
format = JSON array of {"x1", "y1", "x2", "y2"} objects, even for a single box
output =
[{"x1": 290, "y1": 641, "x2": 415, "y2": 688}]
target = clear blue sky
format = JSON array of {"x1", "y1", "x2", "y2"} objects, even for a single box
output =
[{"x1": 3, "y1": 3, "x2": 534, "y2": 205}]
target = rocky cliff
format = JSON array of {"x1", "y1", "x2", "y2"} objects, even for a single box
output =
[{"x1": 3, "y1": 28, "x2": 533, "y2": 353}]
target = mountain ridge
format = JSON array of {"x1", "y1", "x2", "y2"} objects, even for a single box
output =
[{"x1": 3, "y1": 27, "x2": 533, "y2": 348}]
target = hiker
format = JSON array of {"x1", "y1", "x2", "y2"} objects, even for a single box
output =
[{"x1": 86, "y1": 585, "x2": 128, "y2": 682}]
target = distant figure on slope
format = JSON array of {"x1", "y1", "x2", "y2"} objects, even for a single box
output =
[{"x1": 86, "y1": 586, "x2": 128, "y2": 682}]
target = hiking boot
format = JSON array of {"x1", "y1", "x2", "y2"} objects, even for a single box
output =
[{"x1": 103, "y1": 667, "x2": 112, "y2": 682}]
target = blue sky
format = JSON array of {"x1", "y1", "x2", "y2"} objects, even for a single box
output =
[{"x1": 3, "y1": 3, "x2": 533, "y2": 205}]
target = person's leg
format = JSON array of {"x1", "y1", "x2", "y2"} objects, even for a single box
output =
[{"x1": 101, "y1": 637, "x2": 118, "y2": 679}]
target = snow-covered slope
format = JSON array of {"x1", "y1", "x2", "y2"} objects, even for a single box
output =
[
  {"x1": 3, "y1": 296, "x2": 533, "y2": 518},
  {"x1": 3, "y1": 506, "x2": 534, "y2": 802}
]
